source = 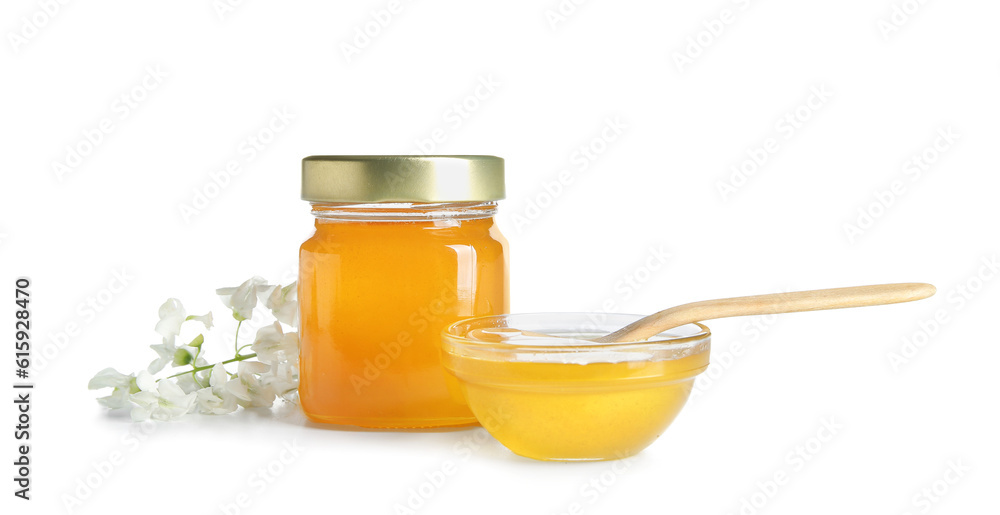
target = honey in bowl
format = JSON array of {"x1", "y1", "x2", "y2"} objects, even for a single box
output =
[{"x1": 441, "y1": 313, "x2": 710, "y2": 461}]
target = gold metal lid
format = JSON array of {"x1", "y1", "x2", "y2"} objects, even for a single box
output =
[{"x1": 302, "y1": 155, "x2": 505, "y2": 202}]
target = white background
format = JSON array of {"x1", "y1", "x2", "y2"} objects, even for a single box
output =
[{"x1": 2, "y1": 1, "x2": 998, "y2": 514}]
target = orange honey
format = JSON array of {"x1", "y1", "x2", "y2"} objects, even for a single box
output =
[{"x1": 297, "y1": 156, "x2": 508, "y2": 428}]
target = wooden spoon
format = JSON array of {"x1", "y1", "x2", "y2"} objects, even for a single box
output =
[
  {"x1": 593, "y1": 283, "x2": 935, "y2": 343},
  {"x1": 472, "y1": 283, "x2": 936, "y2": 344}
]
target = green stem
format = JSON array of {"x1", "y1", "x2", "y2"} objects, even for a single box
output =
[
  {"x1": 159, "y1": 353, "x2": 257, "y2": 381},
  {"x1": 190, "y1": 347, "x2": 205, "y2": 388},
  {"x1": 233, "y1": 319, "x2": 244, "y2": 355}
]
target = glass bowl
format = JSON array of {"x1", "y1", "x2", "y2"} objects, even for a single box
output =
[{"x1": 441, "y1": 313, "x2": 710, "y2": 461}]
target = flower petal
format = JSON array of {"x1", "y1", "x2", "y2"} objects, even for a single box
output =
[
  {"x1": 218, "y1": 277, "x2": 271, "y2": 321},
  {"x1": 238, "y1": 360, "x2": 271, "y2": 376},
  {"x1": 209, "y1": 363, "x2": 228, "y2": 389},
  {"x1": 155, "y1": 298, "x2": 187, "y2": 338},
  {"x1": 157, "y1": 378, "x2": 188, "y2": 401},
  {"x1": 265, "y1": 283, "x2": 298, "y2": 327},
  {"x1": 88, "y1": 367, "x2": 132, "y2": 390},
  {"x1": 130, "y1": 404, "x2": 153, "y2": 422},
  {"x1": 157, "y1": 298, "x2": 185, "y2": 320},
  {"x1": 97, "y1": 388, "x2": 132, "y2": 409},
  {"x1": 136, "y1": 370, "x2": 157, "y2": 392},
  {"x1": 187, "y1": 312, "x2": 214, "y2": 329}
]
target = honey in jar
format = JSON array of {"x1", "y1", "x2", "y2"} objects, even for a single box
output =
[{"x1": 298, "y1": 156, "x2": 508, "y2": 428}]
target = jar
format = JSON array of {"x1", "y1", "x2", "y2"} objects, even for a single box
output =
[{"x1": 298, "y1": 156, "x2": 509, "y2": 428}]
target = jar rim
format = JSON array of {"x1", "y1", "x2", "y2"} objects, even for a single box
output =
[{"x1": 310, "y1": 201, "x2": 498, "y2": 221}]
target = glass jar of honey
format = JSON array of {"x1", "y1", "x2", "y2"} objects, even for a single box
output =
[{"x1": 298, "y1": 156, "x2": 509, "y2": 428}]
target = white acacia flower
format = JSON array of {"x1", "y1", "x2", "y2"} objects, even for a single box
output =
[
  {"x1": 174, "y1": 365, "x2": 211, "y2": 394},
  {"x1": 154, "y1": 298, "x2": 187, "y2": 338},
  {"x1": 186, "y1": 312, "x2": 214, "y2": 329},
  {"x1": 217, "y1": 277, "x2": 271, "y2": 321},
  {"x1": 93, "y1": 275, "x2": 302, "y2": 421},
  {"x1": 261, "y1": 361, "x2": 299, "y2": 402},
  {"x1": 250, "y1": 322, "x2": 298, "y2": 365},
  {"x1": 175, "y1": 373, "x2": 199, "y2": 394},
  {"x1": 225, "y1": 361, "x2": 276, "y2": 408},
  {"x1": 89, "y1": 367, "x2": 132, "y2": 390},
  {"x1": 88, "y1": 368, "x2": 137, "y2": 409},
  {"x1": 130, "y1": 371, "x2": 197, "y2": 422},
  {"x1": 148, "y1": 336, "x2": 178, "y2": 373},
  {"x1": 264, "y1": 282, "x2": 298, "y2": 327},
  {"x1": 196, "y1": 364, "x2": 239, "y2": 415},
  {"x1": 101, "y1": 388, "x2": 133, "y2": 410}
]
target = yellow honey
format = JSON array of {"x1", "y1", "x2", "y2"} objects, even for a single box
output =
[{"x1": 442, "y1": 317, "x2": 710, "y2": 460}]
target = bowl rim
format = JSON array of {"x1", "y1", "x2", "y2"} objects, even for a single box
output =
[{"x1": 441, "y1": 312, "x2": 711, "y2": 356}]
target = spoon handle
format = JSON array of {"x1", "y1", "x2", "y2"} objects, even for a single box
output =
[{"x1": 594, "y1": 283, "x2": 936, "y2": 343}]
